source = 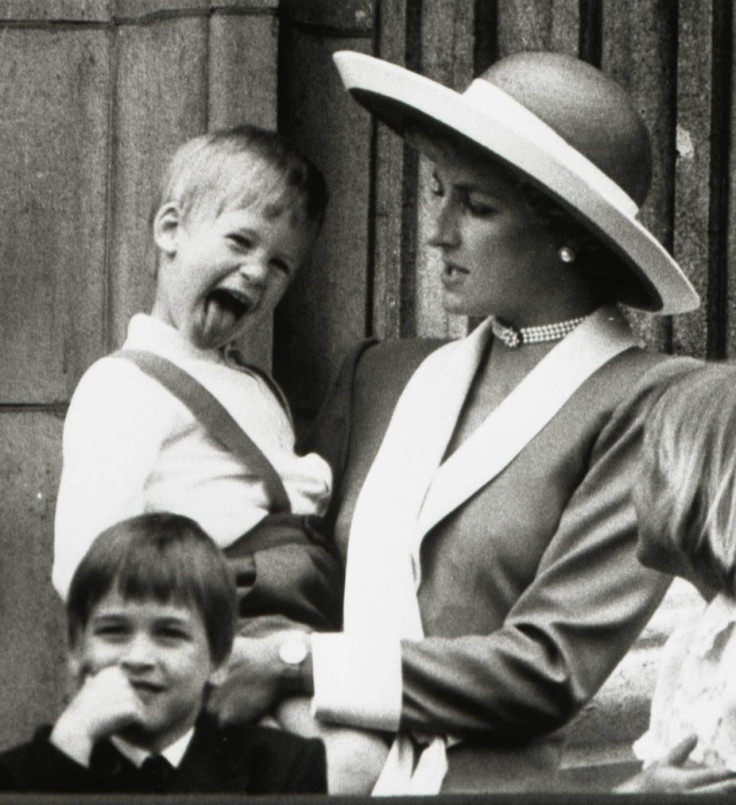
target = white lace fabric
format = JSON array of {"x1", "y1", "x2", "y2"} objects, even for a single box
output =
[{"x1": 634, "y1": 593, "x2": 736, "y2": 770}]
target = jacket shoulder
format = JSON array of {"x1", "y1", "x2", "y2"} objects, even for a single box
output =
[{"x1": 357, "y1": 337, "x2": 446, "y2": 378}]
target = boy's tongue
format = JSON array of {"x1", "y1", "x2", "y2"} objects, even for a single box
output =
[{"x1": 202, "y1": 289, "x2": 248, "y2": 344}]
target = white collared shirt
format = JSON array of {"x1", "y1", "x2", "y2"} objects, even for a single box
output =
[
  {"x1": 53, "y1": 314, "x2": 332, "y2": 597},
  {"x1": 111, "y1": 726, "x2": 194, "y2": 768}
]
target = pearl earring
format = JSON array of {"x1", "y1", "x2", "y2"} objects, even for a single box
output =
[{"x1": 559, "y1": 246, "x2": 576, "y2": 264}]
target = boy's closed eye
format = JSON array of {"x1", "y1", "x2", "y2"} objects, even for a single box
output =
[
  {"x1": 155, "y1": 621, "x2": 194, "y2": 643},
  {"x1": 92, "y1": 619, "x2": 130, "y2": 640},
  {"x1": 269, "y1": 257, "x2": 292, "y2": 275},
  {"x1": 228, "y1": 233, "x2": 253, "y2": 250}
]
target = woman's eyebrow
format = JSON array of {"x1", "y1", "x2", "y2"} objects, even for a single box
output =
[{"x1": 453, "y1": 181, "x2": 497, "y2": 195}]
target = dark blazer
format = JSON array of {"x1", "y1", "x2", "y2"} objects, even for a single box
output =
[
  {"x1": 308, "y1": 330, "x2": 701, "y2": 792},
  {"x1": 0, "y1": 713, "x2": 326, "y2": 794}
]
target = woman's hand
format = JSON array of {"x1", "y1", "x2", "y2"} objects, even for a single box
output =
[
  {"x1": 209, "y1": 633, "x2": 309, "y2": 724},
  {"x1": 617, "y1": 736, "x2": 736, "y2": 794}
]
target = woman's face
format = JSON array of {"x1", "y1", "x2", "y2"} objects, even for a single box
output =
[{"x1": 425, "y1": 141, "x2": 574, "y2": 323}]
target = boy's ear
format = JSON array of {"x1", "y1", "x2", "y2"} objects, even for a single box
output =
[
  {"x1": 153, "y1": 203, "x2": 181, "y2": 256},
  {"x1": 67, "y1": 649, "x2": 84, "y2": 685}
]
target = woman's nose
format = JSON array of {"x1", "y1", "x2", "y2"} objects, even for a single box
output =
[{"x1": 427, "y1": 199, "x2": 459, "y2": 249}]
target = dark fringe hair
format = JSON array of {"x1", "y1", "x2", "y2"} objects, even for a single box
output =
[{"x1": 67, "y1": 512, "x2": 236, "y2": 667}]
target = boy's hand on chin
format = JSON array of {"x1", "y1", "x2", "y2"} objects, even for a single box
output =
[{"x1": 51, "y1": 666, "x2": 145, "y2": 767}]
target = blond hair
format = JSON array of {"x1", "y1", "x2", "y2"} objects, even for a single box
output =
[
  {"x1": 643, "y1": 364, "x2": 736, "y2": 596},
  {"x1": 153, "y1": 124, "x2": 328, "y2": 230}
]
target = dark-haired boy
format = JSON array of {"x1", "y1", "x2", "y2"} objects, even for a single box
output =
[{"x1": 0, "y1": 513, "x2": 326, "y2": 794}]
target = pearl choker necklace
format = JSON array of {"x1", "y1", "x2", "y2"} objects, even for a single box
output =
[{"x1": 490, "y1": 315, "x2": 586, "y2": 349}]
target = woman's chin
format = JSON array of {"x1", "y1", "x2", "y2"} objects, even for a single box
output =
[{"x1": 441, "y1": 296, "x2": 469, "y2": 315}]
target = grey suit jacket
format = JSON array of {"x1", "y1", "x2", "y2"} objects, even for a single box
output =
[{"x1": 309, "y1": 335, "x2": 700, "y2": 791}]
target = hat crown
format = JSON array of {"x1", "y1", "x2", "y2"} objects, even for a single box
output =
[{"x1": 478, "y1": 52, "x2": 652, "y2": 207}]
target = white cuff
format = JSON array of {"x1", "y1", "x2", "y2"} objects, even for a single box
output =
[{"x1": 310, "y1": 632, "x2": 402, "y2": 731}]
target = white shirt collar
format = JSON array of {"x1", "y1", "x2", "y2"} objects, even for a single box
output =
[
  {"x1": 126, "y1": 313, "x2": 226, "y2": 367},
  {"x1": 110, "y1": 726, "x2": 195, "y2": 769}
]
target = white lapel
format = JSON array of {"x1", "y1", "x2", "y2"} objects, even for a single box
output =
[
  {"x1": 413, "y1": 307, "x2": 635, "y2": 549},
  {"x1": 342, "y1": 318, "x2": 493, "y2": 637}
]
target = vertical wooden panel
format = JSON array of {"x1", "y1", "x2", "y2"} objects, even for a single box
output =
[
  {"x1": 109, "y1": 12, "x2": 208, "y2": 349},
  {"x1": 275, "y1": 10, "x2": 373, "y2": 413},
  {"x1": 208, "y1": 8, "x2": 278, "y2": 130},
  {"x1": 602, "y1": 0, "x2": 678, "y2": 350},
  {"x1": 0, "y1": 414, "x2": 67, "y2": 751},
  {"x1": 373, "y1": 0, "x2": 412, "y2": 340},
  {"x1": 414, "y1": 0, "x2": 476, "y2": 339},
  {"x1": 209, "y1": 2, "x2": 279, "y2": 368},
  {"x1": 671, "y1": 1, "x2": 713, "y2": 358},
  {"x1": 0, "y1": 26, "x2": 110, "y2": 401},
  {"x1": 728, "y1": 5, "x2": 736, "y2": 355},
  {"x1": 708, "y1": 0, "x2": 734, "y2": 358},
  {"x1": 497, "y1": 0, "x2": 579, "y2": 55}
]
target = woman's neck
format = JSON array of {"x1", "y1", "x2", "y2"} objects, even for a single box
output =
[{"x1": 444, "y1": 336, "x2": 556, "y2": 458}]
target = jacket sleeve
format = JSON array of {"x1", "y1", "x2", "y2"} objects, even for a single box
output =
[
  {"x1": 225, "y1": 513, "x2": 343, "y2": 632},
  {"x1": 276, "y1": 735, "x2": 328, "y2": 794},
  {"x1": 243, "y1": 729, "x2": 328, "y2": 794},
  {"x1": 397, "y1": 357, "x2": 698, "y2": 739},
  {"x1": 0, "y1": 728, "x2": 99, "y2": 792}
]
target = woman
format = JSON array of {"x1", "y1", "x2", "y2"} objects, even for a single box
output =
[{"x1": 213, "y1": 50, "x2": 701, "y2": 793}]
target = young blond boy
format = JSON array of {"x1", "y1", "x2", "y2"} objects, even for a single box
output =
[
  {"x1": 0, "y1": 513, "x2": 326, "y2": 793},
  {"x1": 53, "y1": 126, "x2": 339, "y2": 631}
]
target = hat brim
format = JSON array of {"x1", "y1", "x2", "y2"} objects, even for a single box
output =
[{"x1": 334, "y1": 51, "x2": 699, "y2": 315}]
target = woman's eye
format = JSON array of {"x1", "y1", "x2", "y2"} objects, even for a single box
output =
[
  {"x1": 464, "y1": 196, "x2": 496, "y2": 217},
  {"x1": 270, "y1": 259, "x2": 291, "y2": 275}
]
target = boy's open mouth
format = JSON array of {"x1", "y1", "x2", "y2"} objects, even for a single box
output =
[
  {"x1": 207, "y1": 287, "x2": 252, "y2": 320},
  {"x1": 201, "y1": 288, "x2": 256, "y2": 343}
]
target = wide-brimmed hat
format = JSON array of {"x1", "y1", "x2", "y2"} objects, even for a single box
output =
[{"x1": 333, "y1": 50, "x2": 698, "y2": 315}]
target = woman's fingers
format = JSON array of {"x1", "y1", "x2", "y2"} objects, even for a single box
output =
[{"x1": 662, "y1": 734, "x2": 698, "y2": 766}]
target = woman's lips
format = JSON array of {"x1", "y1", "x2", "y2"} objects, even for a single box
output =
[{"x1": 441, "y1": 262, "x2": 470, "y2": 288}]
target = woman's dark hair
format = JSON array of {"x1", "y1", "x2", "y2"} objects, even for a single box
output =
[
  {"x1": 408, "y1": 119, "x2": 655, "y2": 308},
  {"x1": 508, "y1": 174, "x2": 651, "y2": 308},
  {"x1": 66, "y1": 512, "x2": 236, "y2": 667}
]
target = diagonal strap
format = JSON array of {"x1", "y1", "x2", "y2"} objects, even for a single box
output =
[{"x1": 116, "y1": 349, "x2": 291, "y2": 514}]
